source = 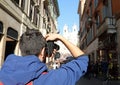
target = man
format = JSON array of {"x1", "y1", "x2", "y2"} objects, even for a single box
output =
[{"x1": 0, "y1": 28, "x2": 88, "y2": 85}]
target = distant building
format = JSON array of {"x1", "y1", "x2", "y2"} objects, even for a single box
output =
[
  {"x1": 57, "y1": 24, "x2": 79, "y2": 59},
  {"x1": 63, "y1": 24, "x2": 79, "y2": 46}
]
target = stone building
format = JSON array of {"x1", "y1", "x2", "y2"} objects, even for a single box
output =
[
  {"x1": 0, "y1": 0, "x2": 59, "y2": 68},
  {"x1": 78, "y1": 0, "x2": 120, "y2": 78}
]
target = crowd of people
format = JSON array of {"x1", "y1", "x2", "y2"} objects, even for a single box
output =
[{"x1": 85, "y1": 59, "x2": 119, "y2": 80}]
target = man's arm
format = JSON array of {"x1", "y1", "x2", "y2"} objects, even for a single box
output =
[
  {"x1": 35, "y1": 34, "x2": 89, "y2": 85},
  {"x1": 45, "y1": 34, "x2": 84, "y2": 58}
]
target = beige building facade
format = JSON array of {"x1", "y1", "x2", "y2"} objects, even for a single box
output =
[{"x1": 0, "y1": 0, "x2": 59, "y2": 68}]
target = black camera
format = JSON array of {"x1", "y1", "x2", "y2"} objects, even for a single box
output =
[{"x1": 45, "y1": 41, "x2": 59, "y2": 57}]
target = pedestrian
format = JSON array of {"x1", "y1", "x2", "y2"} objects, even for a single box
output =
[{"x1": 0, "y1": 28, "x2": 88, "y2": 85}]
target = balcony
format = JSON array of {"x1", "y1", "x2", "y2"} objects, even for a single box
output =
[{"x1": 97, "y1": 17, "x2": 116, "y2": 37}]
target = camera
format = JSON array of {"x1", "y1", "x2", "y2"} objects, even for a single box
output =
[{"x1": 45, "y1": 41, "x2": 59, "y2": 57}]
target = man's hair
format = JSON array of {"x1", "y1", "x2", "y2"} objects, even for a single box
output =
[{"x1": 19, "y1": 28, "x2": 46, "y2": 56}]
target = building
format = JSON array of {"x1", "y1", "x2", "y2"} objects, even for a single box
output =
[
  {"x1": 63, "y1": 24, "x2": 79, "y2": 46},
  {"x1": 57, "y1": 24, "x2": 79, "y2": 59},
  {"x1": 78, "y1": 0, "x2": 120, "y2": 78},
  {"x1": 0, "y1": 0, "x2": 59, "y2": 68},
  {"x1": 78, "y1": 0, "x2": 98, "y2": 62}
]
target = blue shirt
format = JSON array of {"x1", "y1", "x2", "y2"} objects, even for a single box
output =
[{"x1": 0, "y1": 54, "x2": 88, "y2": 85}]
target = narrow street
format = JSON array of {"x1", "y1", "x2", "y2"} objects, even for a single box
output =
[{"x1": 76, "y1": 77, "x2": 120, "y2": 85}]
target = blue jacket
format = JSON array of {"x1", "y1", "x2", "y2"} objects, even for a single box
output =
[{"x1": 0, "y1": 54, "x2": 88, "y2": 85}]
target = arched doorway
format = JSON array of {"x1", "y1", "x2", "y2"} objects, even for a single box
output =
[{"x1": 4, "y1": 27, "x2": 18, "y2": 60}]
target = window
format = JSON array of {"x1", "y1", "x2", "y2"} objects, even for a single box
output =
[
  {"x1": 33, "y1": 7, "x2": 39, "y2": 25},
  {"x1": 96, "y1": 15, "x2": 100, "y2": 28},
  {"x1": 21, "y1": 0, "x2": 25, "y2": 10},
  {"x1": 7, "y1": 27, "x2": 18, "y2": 40},
  {"x1": 102, "y1": 6, "x2": 108, "y2": 19},
  {"x1": 103, "y1": 0, "x2": 108, "y2": 6},
  {"x1": 29, "y1": 0, "x2": 34, "y2": 20},
  {"x1": 94, "y1": 0, "x2": 98, "y2": 8},
  {"x1": 36, "y1": 0, "x2": 40, "y2": 5},
  {"x1": 13, "y1": 0, "x2": 19, "y2": 5},
  {"x1": 0, "y1": 22, "x2": 3, "y2": 34},
  {"x1": 11, "y1": 0, "x2": 25, "y2": 10},
  {"x1": 89, "y1": 2, "x2": 92, "y2": 17}
]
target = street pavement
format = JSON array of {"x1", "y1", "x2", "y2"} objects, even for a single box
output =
[{"x1": 76, "y1": 77, "x2": 120, "y2": 85}]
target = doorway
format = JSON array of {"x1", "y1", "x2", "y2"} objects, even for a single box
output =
[
  {"x1": 4, "y1": 38, "x2": 17, "y2": 60},
  {"x1": 4, "y1": 27, "x2": 18, "y2": 60}
]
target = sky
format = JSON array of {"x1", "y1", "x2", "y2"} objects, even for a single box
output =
[{"x1": 57, "y1": 0, "x2": 79, "y2": 34}]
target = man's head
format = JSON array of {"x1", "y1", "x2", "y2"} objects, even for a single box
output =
[{"x1": 19, "y1": 28, "x2": 46, "y2": 59}]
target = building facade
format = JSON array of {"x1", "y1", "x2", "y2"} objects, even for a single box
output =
[
  {"x1": 58, "y1": 24, "x2": 79, "y2": 59},
  {"x1": 78, "y1": 0, "x2": 98, "y2": 62},
  {"x1": 78, "y1": 0, "x2": 120, "y2": 78},
  {"x1": 0, "y1": 0, "x2": 59, "y2": 68}
]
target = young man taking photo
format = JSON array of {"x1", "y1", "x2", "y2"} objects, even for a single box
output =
[{"x1": 0, "y1": 28, "x2": 88, "y2": 85}]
